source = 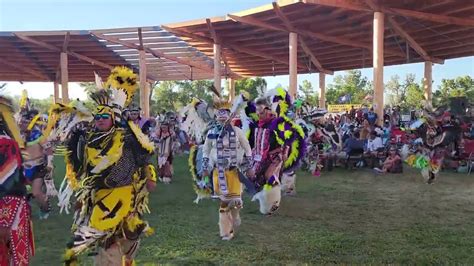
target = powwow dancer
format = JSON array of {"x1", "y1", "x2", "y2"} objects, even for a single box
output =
[
  {"x1": 407, "y1": 111, "x2": 460, "y2": 183},
  {"x1": 155, "y1": 117, "x2": 176, "y2": 184},
  {"x1": 200, "y1": 98, "x2": 253, "y2": 240},
  {"x1": 63, "y1": 67, "x2": 156, "y2": 266},
  {"x1": 0, "y1": 96, "x2": 35, "y2": 265},
  {"x1": 247, "y1": 88, "x2": 306, "y2": 214},
  {"x1": 17, "y1": 90, "x2": 57, "y2": 219}
]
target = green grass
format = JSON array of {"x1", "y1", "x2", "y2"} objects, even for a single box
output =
[{"x1": 31, "y1": 156, "x2": 474, "y2": 265}]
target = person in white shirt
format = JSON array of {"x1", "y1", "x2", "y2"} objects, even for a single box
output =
[
  {"x1": 366, "y1": 131, "x2": 383, "y2": 154},
  {"x1": 365, "y1": 131, "x2": 384, "y2": 168}
]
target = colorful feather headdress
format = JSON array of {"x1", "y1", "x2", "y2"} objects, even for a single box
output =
[
  {"x1": 265, "y1": 87, "x2": 293, "y2": 116},
  {"x1": 90, "y1": 66, "x2": 139, "y2": 123},
  {"x1": 0, "y1": 96, "x2": 24, "y2": 148},
  {"x1": 91, "y1": 66, "x2": 138, "y2": 108},
  {"x1": 19, "y1": 89, "x2": 31, "y2": 113},
  {"x1": 213, "y1": 99, "x2": 231, "y2": 110}
]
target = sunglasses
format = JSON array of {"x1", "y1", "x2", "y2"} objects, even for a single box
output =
[{"x1": 94, "y1": 114, "x2": 111, "y2": 121}]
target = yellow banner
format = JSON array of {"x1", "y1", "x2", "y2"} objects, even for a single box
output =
[
  {"x1": 327, "y1": 104, "x2": 359, "y2": 113},
  {"x1": 327, "y1": 104, "x2": 371, "y2": 113}
]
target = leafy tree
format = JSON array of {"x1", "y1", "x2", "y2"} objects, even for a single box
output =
[
  {"x1": 385, "y1": 73, "x2": 417, "y2": 107},
  {"x1": 234, "y1": 77, "x2": 267, "y2": 100},
  {"x1": 433, "y1": 76, "x2": 474, "y2": 107},
  {"x1": 298, "y1": 80, "x2": 319, "y2": 106},
  {"x1": 404, "y1": 81, "x2": 425, "y2": 110},
  {"x1": 149, "y1": 80, "x2": 214, "y2": 115},
  {"x1": 174, "y1": 80, "x2": 214, "y2": 107},
  {"x1": 79, "y1": 82, "x2": 97, "y2": 95},
  {"x1": 325, "y1": 70, "x2": 372, "y2": 104},
  {"x1": 29, "y1": 96, "x2": 55, "y2": 113},
  {"x1": 151, "y1": 81, "x2": 179, "y2": 114}
]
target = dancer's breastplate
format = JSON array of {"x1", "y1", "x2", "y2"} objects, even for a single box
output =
[
  {"x1": 253, "y1": 128, "x2": 270, "y2": 173},
  {"x1": 217, "y1": 130, "x2": 237, "y2": 169}
]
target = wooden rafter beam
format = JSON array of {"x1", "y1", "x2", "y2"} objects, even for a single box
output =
[
  {"x1": 206, "y1": 18, "x2": 220, "y2": 44},
  {"x1": 305, "y1": 0, "x2": 474, "y2": 27},
  {"x1": 303, "y1": 0, "x2": 371, "y2": 12},
  {"x1": 92, "y1": 32, "x2": 194, "y2": 79},
  {"x1": 162, "y1": 25, "x2": 214, "y2": 43},
  {"x1": 15, "y1": 33, "x2": 115, "y2": 70},
  {"x1": 164, "y1": 25, "x2": 307, "y2": 70},
  {"x1": 138, "y1": 28, "x2": 144, "y2": 50},
  {"x1": 0, "y1": 57, "x2": 49, "y2": 80},
  {"x1": 138, "y1": 27, "x2": 189, "y2": 79},
  {"x1": 227, "y1": 14, "x2": 404, "y2": 57},
  {"x1": 387, "y1": 16, "x2": 444, "y2": 64},
  {"x1": 206, "y1": 18, "x2": 239, "y2": 79},
  {"x1": 272, "y1": 2, "x2": 333, "y2": 75},
  {"x1": 299, "y1": 38, "x2": 333, "y2": 74},
  {"x1": 363, "y1": 0, "x2": 379, "y2": 11},
  {"x1": 13, "y1": 43, "x2": 55, "y2": 81},
  {"x1": 91, "y1": 31, "x2": 239, "y2": 79},
  {"x1": 62, "y1": 31, "x2": 70, "y2": 52},
  {"x1": 272, "y1": 2, "x2": 295, "y2": 31},
  {"x1": 14, "y1": 34, "x2": 161, "y2": 82},
  {"x1": 388, "y1": 7, "x2": 474, "y2": 27}
]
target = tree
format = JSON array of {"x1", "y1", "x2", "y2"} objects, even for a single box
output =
[
  {"x1": 149, "y1": 80, "x2": 214, "y2": 115},
  {"x1": 151, "y1": 81, "x2": 179, "y2": 114},
  {"x1": 234, "y1": 77, "x2": 267, "y2": 100},
  {"x1": 174, "y1": 80, "x2": 214, "y2": 107},
  {"x1": 298, "y1": 80, "x2": 319, "y2": 106},
  {"x1": 385, "y1": 73, "x2": 417, "y2": 107},
  {"x1": 79, "y1": 82, "x2": 97, "y2": 95},
  {"x1": 325, "y1": 70, "x2": 372, "y2": 104},
  {"x1": 404, "y1": 81, "x2": 425, "y2": 110},
  {"x1": 29, "y1": 96, "x2": 55, "y2": 113},
  {"x1": 433, "y1": 76, "x2": 474, "y2": 107}
]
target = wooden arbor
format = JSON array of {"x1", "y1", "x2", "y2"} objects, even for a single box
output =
[
  {"x1": 0, "y1": 27, "x2": 234, "y2": 117},
  {"x1": 164, "y1": 0, "x2": 474, "y2": 123}
]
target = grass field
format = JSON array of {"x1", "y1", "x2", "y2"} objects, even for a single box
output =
[{"x1": 31, "y1": 155, "x2": 474, "y2": 265}]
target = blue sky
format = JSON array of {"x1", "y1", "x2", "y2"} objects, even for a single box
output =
[{"x1": 1, "y1": 0, "x2": 473, "y2": 99}]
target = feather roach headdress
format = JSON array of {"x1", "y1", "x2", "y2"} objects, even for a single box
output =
[
  {"x1": 213, "y1": 99, "x2": 231, "y2": 111},
  {"x1": 90, "y1": 66, "x2": 139, "y2": 124},
  {"x1": 265, "y1": 87, "x2": 293, "y2": 116}
]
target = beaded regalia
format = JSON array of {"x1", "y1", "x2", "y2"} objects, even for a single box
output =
[{"x1": 63, "y1": 67, "x2": 156, "y2": 265}]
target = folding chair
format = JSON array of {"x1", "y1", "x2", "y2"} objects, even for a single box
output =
[{"x1": 345, "y1": 148, "x2": 365, "y2": 170}]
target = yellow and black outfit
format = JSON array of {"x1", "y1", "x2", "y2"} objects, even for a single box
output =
[{"x1": 63, "y1": 67, "x2": 156, "y2": 266}]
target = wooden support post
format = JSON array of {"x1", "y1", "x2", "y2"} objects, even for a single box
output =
[
  {"x1": 319, "y1": 73, "x2": 326, "y2": 108},
  {"x1": 424, "y1": 61, "x2": 433, "y2": 109},
  {"x1": 53, "y1": 81, "x2": 60, "y2": 104},
  {"x1": 213, "y1": 43, "x2": 222, "y2": 98},
  {"x1": 373, "y1": 12, "x2": 384, "y2": 125},
  {"x1": 139, "y1": 49, "x2": 149, "y2": 118},
  {"x1": 60, "y1": 52, "x2": 69, "y2": 104},
  {"x1": 228, "y1": 78, "x2": 236, "y2": 103},
  {"x1": 143, "y1": 82, "x2": 151, "y2": 117},
  {"x1": 289, "y1": 32, "x2": 298, "y2": 99}
]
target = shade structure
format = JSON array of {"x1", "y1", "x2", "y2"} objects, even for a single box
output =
[
  {"x1": 0, "y1": 31, "x2": 129, "y2": 82},
  {"x1": 163, "y1": 0, "x2": 474, "y2": 77},
  {"x1": 0, "y1": 26, "x2": 234, "y2": 82}
]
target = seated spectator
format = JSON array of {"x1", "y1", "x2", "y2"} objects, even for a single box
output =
[
  {"x1": 360, "y1": 119, "x2": 371, "y2": 140},
  {"x1": 366, "y1": 132, "x2": 383, "y2": 155},
  {"x1": 344, "y1": 131, "x2": 365, "y2": 155},
  {"x1": 365, "y1": 107, "x2": 378, "y2": 126},
  {"x1": 374, "y1": 147, "x2": 402, "y2": 173},
  {"x1": 365, "y1": 131, "x2": 384, "y2": 168}
]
